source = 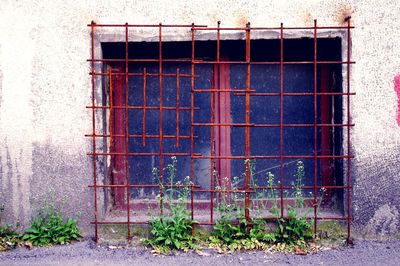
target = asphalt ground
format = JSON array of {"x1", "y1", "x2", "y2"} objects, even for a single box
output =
[{"x1": 0, "y1": 239, "x2": 399, "y2": 266}]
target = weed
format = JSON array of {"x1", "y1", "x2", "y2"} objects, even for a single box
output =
[
  {"x1": 143, "y1": 158, "x2": 327, "y2": 253},
  {"x1": 0, "y1": 225, "x2": 20, "y2": 251},
  {"x1": 142, "y1": 157, "x2": 198, "y2": 253},
  {"x1": 0, "y1": 204, "x2": 20, "y2": 251},
  {"x1": 210, "y1": 160, "x2": 277, "y2": 252},
  {"x1": 22, "y1": 207, "x2": 81, "y2": 246},
  {"x1": 271, "y1": 161, "x2": 326, "y2": 248}
]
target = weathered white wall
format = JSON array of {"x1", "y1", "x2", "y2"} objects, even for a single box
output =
[{"x1": 0, "y1": 0, "x2": 399, "y2": 237}]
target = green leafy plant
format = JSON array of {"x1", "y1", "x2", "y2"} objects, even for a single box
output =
[
  {"x1": 0, "y1": 224, "x2": 20, "y2": 251},
  {"x1": 249, "y1": 218, "x2": 277, "y2": 243},
  {"x1": 210, "y1": 171, "x2": 244, "y2": 250},
  {"x1": 22, "y1": 208, "x2": 81, "y2": 246},
  {"x1": 272, "y1": 161, "x2": 325, "y2": 248},
  {"x1": 144, "y1": 159, "x2": 326, "y2": 253},
  {"x1": 209, "y1": 160, "x2": 277, "y2": 252},
  {"x1": 210, "y1": 160, "x2": 325, "y2": 252},
  {"x1": 0, "y1": 204, "x2": 21, "y2": 251},
  {"x1": 143, "y1": 157, "x2": 198, "y2": 253},
  {"x1": 210, "y1": 212, "x2": 246, "y2": 246}
]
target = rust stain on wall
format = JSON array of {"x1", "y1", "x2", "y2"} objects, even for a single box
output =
[
  {"x1": 303, "y1": 12, "x2": 313, "y2": 26},
  {"x1": 335, "y1": 4, "x2": 353, "y2": 24},
  {"x1": 236, "y1": 16, "x2": 249, "y2": 27},
  {"x1": 394, "y1": 75, "x2": 400, "y2": 126}
]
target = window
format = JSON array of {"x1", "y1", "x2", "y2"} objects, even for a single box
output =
[{"x1": 88, "y1": 21, "x2": 354, "y2": 241}]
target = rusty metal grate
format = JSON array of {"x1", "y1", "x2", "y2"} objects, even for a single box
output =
[{"x1": 87, "y1": 19, "x2": 354, "y2": 242}]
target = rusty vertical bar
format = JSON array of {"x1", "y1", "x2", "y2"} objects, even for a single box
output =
[
  {"x1": 219, "y1": 65, "x2": 231, "y2": 186},
  {"x1": 190, "y1": 23, "x2": 195, "y2": 221},
  {"x1": 210, "y1": 76, "x2": 215, "y2": 224},
  {"x1": 209, "y1": 21, "x2": 220, "y2": 223},
  {"x1": 159, "y1": 23, "x2": 164, "y2": 215},
  {"x1": 217, "y1": 21, "x2": 221, "y2": 62},
  {"x1": 108, "y1": 67, "x2": 115, "y2": 219},
  {"x1": 112, "y1": 65, "x2": 127, "y2": 208},
  {"x1": 244, "y1": 22, "x2": 251, "y2": 222},
  {"x1": 108, "y1": 68, "x2": 114, "y2": 165},
  {"x1": 346, "y1": 17, "x2": 352, "y2": 240},
  {"x1": 313, "y1": 19, "x2": 318, "y2": 234},
  {"x1": 90, "y1": 21, "x2": 99, "y2": 242},
  {"x1": 176, "y1": 68, "x2": 180, "y2": 148},
  {"x1": 124, "y1": 23, "x2": 131, "y2": 241},
  {"x1": 215, "y1": 21, "x2": 221, "y2": 201},
  {"x1": 142, "y1": 68, "x2": 147, "y2": 146},
  {"x1": 279, "y1": 23, "x2": 284, "y2": 219}
]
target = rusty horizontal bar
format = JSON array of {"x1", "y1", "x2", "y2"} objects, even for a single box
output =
[
  {"x1": 234, "y1": 92, "x2": 356, "y2": 96},
  {"x1": 88, "y1": 22, "x2": 353, "y2": 30},
  {"x1": 91, "y1": 221, "x2": 148, "y2": 225},
  {"x1": 88, "y1": 23, "x2": 207, "y2": 28},
  {"x1": 193, "y1": 60, "x2": 355, "y2": 65},
  {"x1": 192, "y1": 123, "x2": 255, "y2": 127},
  {"x1": 89, "y1": 184, "x2": 200, "y2": 188},
  {"x1": 85, "y1": 134, "x2": 196, "y2": 139},
  {"x1": 88, "y1": 58, "x2": 355, "y2": 65},
  {"x1": 90, "y1": 215, "x2": 349, "y2": 226},
  {"x1": 86, "y1": 105, "x2": 198, "y2": 110},
  {"x1": 251, "y1": 123, "x2": 355, "y2": 127},
  {"x1": 192, "y1": 155, "x2": 353, "y2": 159},
  {"x1": 192, "y1": 123, "x2": 354, "y2": 127},
  {"x1": 88, "y1": 58, "x2": 192, "y2": 63},
  {"x1": 87, "y1": 153, "x2": 352, "y2": 159},
  {"x1": 286, "y1": 92, "x2": 356, "y2": 96},
  {"x1": 249, "y1": 185, "x2": 351, "y2": 189},
  {"x1": 314, "y1": 217, "x2": 349, "y2": 220},
  {"x1": 193, "y1": 89, "x2": 256, "y2": 93},
  {"x1": 193, "y1": 216, "x2": 349, "y2": 226},
  {"x1": 90, "y1": 217, "x2": 349, "y2": 228},
  {"x1": 88, "y1": 152, "x2": 202, "y2": 156},
  {"x1": 192, "y1": 186, "x2": 350, "y2": 193},
  {"x1": 90, "y1": 71, "x2": 193, "y2": 77},
  {"x1": 89, "y1": 184, "x2": 350, "y2": 190},
  {"x1": 248, "y1": 217, "x2": 349, "y2": 221},
  {"x1": 192, "y1": 26, "x2": 354, "y2": 30},
  {"x1": 187, "y1": 189, "x2": 276, "y2": 193}
]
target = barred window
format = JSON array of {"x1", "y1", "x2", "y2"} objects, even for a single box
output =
[{"x1": 88, "y1": 20, "x2": 353, "y2": 241}]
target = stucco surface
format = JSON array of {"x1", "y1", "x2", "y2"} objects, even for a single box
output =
[{"x1": 0, "y1": 0, "x2": 399, "y2": 237}]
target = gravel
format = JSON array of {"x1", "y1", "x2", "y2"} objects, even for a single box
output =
[{"x1": 0, "y1": 239, "x2": 399, "y2": 266}]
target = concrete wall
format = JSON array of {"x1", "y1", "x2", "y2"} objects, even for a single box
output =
[{"x1": 0, "y1": 0, "x2": 399, "y2": 238}]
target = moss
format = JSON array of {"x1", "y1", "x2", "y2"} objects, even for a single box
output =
[
  {"x1": 193, "y1": 226, "x2": 212, "y2": 242},
  {"x1": 316, "y1": 221, "x2": 347, "y2": 246},
  {"x1": 98, "y1": 224, "x2": 153, "y2": 245},
  {"x1": 98, "y1": 224, "x2": 129, "y2": 244},
  {"x1": 131, "y1": 225, "x2": 150, "y2": 238}
]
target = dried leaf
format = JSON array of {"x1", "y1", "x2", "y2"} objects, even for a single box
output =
[
  {"x1": 196, "y1": 250, "x2": 211, "y2": 257},
  {"x1": 151, "y1": 249, "x2": 160, "y2": 256},
  {"x1": 309, "y1": 243, "x2": 318, "y2": 253},
  {"x1": 24, "y1": 241, "x2": 33, "y2": 250},
  {"x1": 294, "y1": 246, "x2": 307, "y2": 255}
]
